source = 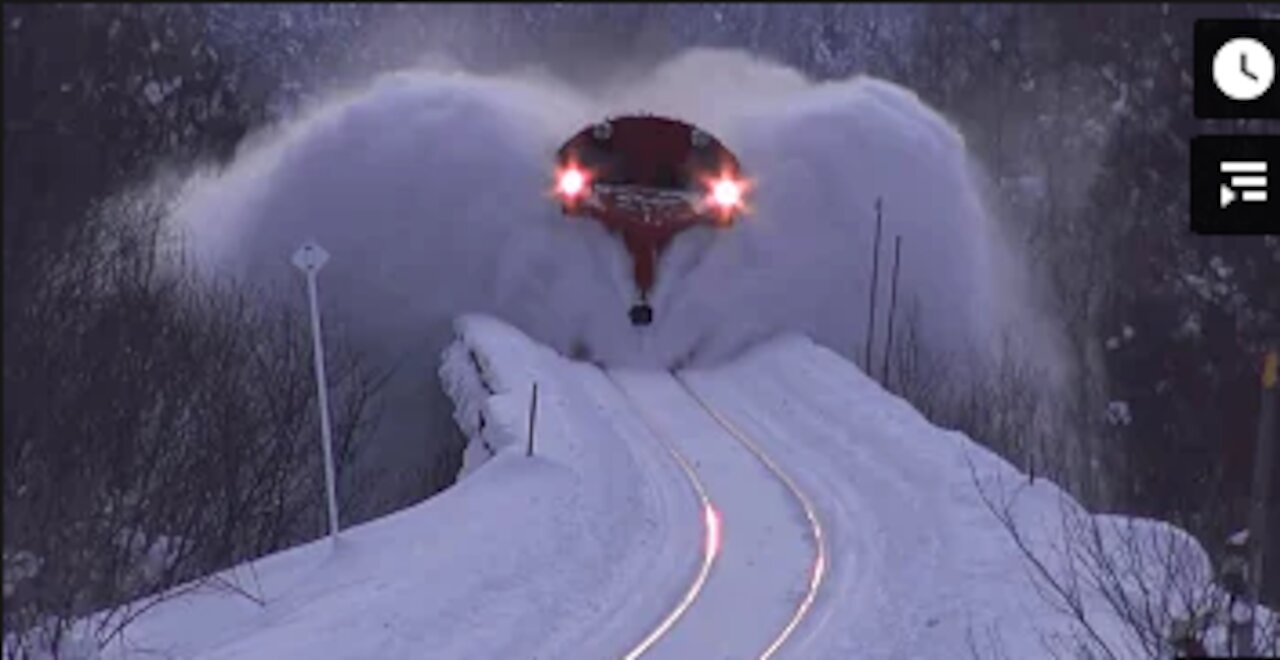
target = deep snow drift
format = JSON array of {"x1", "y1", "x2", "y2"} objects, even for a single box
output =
[
  {"x1": 168, "y1": 49, "x2": 1065, "y2": 505},
  {"x1": 85, "y1": 316, "x2": 1257, "y2": 660}
]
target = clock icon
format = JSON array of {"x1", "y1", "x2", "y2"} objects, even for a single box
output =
[{"x1": 1213, "y1": 37, "x2": 1275, "y2": 101}]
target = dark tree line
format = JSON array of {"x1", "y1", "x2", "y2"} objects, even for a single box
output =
[
  {"x1": 886, "y1": 3, "x2": 1280, "y2": 606},
  {"x1": 4, "y1": 5, "x2": 262, "y2": 296},
  {"x1": 3, "y1": 5, "x2": 386, "y2": 656}
]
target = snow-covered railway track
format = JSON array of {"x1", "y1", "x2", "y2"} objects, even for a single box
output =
[
  {"x1": 608, "y1": 369, "x2": 826, "y2": 659},
  {"x1": 612, "y1": 373, "x2": 722, "y2": 660},
  {"x1": 675, "y1": 373, "x2": 828, "y2": 659}
]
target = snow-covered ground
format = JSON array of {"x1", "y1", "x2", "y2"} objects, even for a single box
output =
[{"x1": 88, "y1": 315, "x2": 1267, "y2": 659}]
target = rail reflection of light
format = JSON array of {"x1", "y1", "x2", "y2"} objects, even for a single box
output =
[
  {"x1": 678, "y1": 374, "x2": 828, "y2": 660},
  {"x1": 705, "y1": 505, "x2": 722, "y2": 560},
  {"x1": 616, "y1": 375, "x2": 721, "y2": 660}
]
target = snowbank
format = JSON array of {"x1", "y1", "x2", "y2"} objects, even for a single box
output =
[
  {"x1": 88, "y1": 315, "x2": 698, "y2": 660},
  {"x1": 72, "y1": 317, "x2": 1267, "y2": 659}
]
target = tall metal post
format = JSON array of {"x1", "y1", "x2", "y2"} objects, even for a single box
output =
[
  {"x1": 865, "y1": 198, "x2": 884, "y2": 373},
  {"x1": 881, "y1": 235, "x2": 903, "y2": 386},
  {"x1": 293, "y1": 241, "x2": 341, "y2": 542},
  {"x1": 527, "y1": 382, "x2": 539, "y2": 458}
]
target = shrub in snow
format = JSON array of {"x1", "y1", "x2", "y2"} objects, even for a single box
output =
[{"x1": 3, "y1": 620, "x2": 100, "y2": 660}]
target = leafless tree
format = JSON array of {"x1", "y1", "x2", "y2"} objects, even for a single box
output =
[
  {"x1": 966, "y1": 450, "x2": 1279, "y2": 659},
  {"x1": 884, "y1": 301, "x2": 1065, "y2": 490},
  {"x1": 3, "y1": 191, "x2": 387, "y2": 658}
]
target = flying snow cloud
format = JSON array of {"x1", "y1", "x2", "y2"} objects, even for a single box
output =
[
  {"x1": 595, "y1": 50, "x2": 1047, "y2": 371},
  {"x1": 168, "y1": 49, "x2": 1065, "y2": 495}
]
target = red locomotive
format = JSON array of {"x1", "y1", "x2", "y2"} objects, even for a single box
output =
[{"x1": 553, "y1": 115, "x2": 749, "y2": 326}]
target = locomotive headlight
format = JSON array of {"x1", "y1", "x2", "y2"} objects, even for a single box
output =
[
  {"x1": 558, "y1": 167, "x2": 588, "y2": 198},
  {"x1": 710, "y1": 177, "x2": 744, "y2": 209}
]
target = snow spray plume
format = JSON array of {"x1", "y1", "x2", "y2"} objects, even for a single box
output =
[
  {"x1": 170, "y1": 50, "x2": 1067, "y2": 502},
  {"x1": 593, "y1": 50, "x2": 1055, "y2": 373}
]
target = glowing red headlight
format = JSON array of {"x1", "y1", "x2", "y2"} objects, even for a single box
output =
[
  {"x1": 558, "y1": 167, "x2": 587, "y2": 198},
  {"x1": 710, "y1": 177, "x2": 744, "y2": 209}
]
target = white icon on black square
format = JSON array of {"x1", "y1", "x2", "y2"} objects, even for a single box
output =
[
  {"x1": 1196, "y1": 19, "x2": 1280, "y2": 119},
  {"x1": 1191, "y1": 135, "x2": 1279, "y2": 235},
  {"x1": 1218, "y1": 160, "x2": 1268, "y2": 208}
]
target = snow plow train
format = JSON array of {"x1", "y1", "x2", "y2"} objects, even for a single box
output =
[{"x1": 553, "y1": 115, "x2": 749, "y2": 327}]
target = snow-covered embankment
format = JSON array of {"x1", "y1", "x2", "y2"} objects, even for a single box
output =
[{"x1": 91, "y1": 314, "x2": 1271, "y2": 659}]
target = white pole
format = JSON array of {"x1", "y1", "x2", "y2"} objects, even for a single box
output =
[{"x1": 293, "y1": 241, "x2": 340, "y2": 541}]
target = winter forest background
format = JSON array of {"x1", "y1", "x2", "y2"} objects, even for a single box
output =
[{"x1": 4, "y1": 2, "x2": 1279, "y2": 646}]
